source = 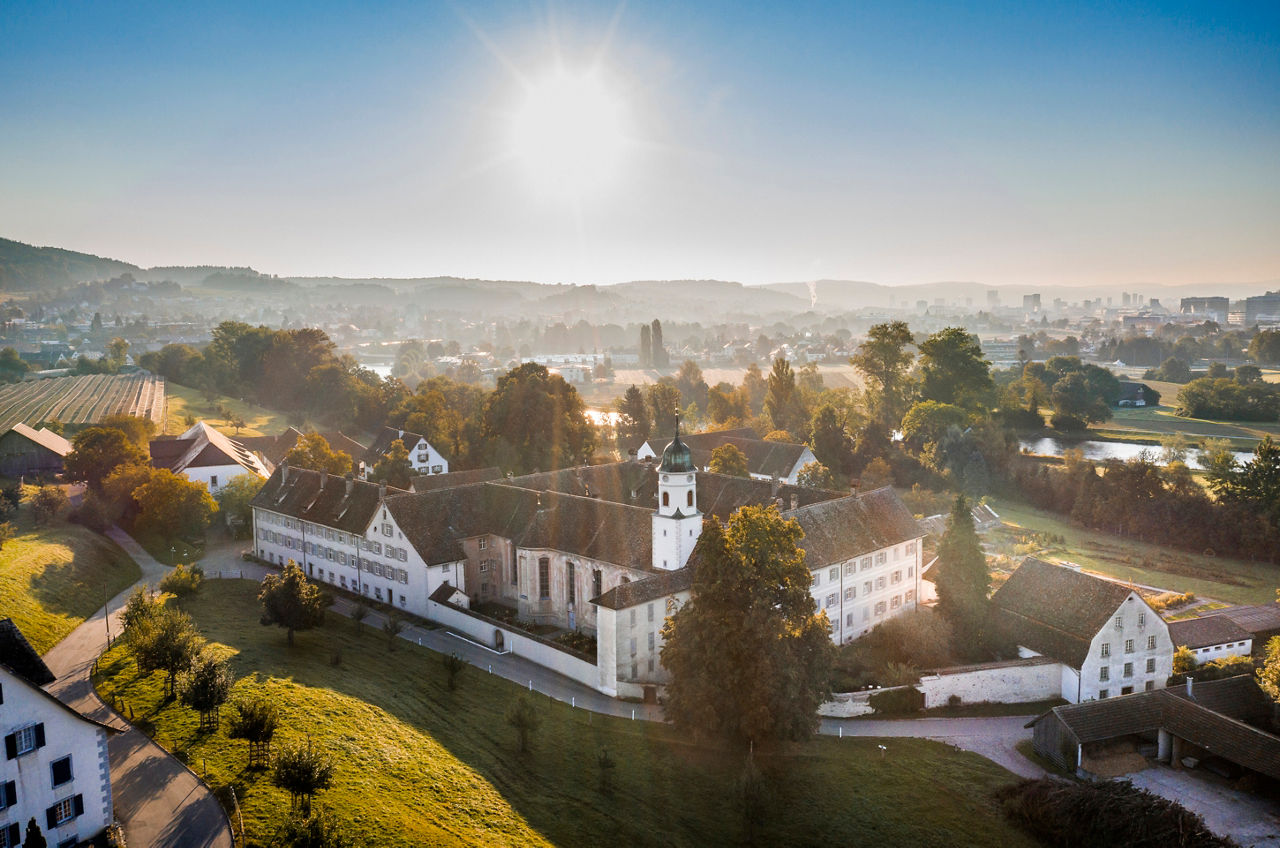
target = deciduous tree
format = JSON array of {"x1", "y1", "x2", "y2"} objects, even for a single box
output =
[
  {"x1": 479, "y1": 363, "x2": 596, "y2": 474},
  {"x1": 661, "y1": 507, "x2": 834, "y2": 745},
  {"x1": 851, "y1": 321, "x2": 915, "y2": 434},
  {"x1": 134, "y1": 469, "x2": 218, "y2": 540},
  {"x1": 763, "y1": 357, "x2": 806, "y2": 437},
  {"x1": 131, "y1": 606, "x2": 203, "y2": 697},
  {"x1": 708, "y1": 444, "x2": 749, "y2": 478},
  {"x1": 259, "y1": 561, "x2": 328, "y2": 646},
  {"x1": 370, "y1": 439, "x2": 413, "y2": 490},
  {"x1": 285, "y1": 433, "x2": 352, "y2": 475},
  {"x1": 506, "y1": 695, "x2": 542, "y2": 753},
  {"x1": 917, "y1": 327, "x2": 994, "y2": 410},
  {"x1": 178, "y1": 650, "x2": 235, "y2": 730},
  {"x1": 65, "y1": 427, "x2": 147, "y2": 491},
  {"x1": 274, "y1": 739, "x2": 334, "y2": 814},
  {"x1": 215, "y1": 473, "x2": 264, "y2": 538},
  {"x1": 29, "y1": 485, "x2": 68, "y2": 526},
  {"x1": 228, "y1": 697, "x2": 280, "y2": 768}
]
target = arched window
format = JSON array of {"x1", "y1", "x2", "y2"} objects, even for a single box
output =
[
  {"x1": 662, "y1": 491, "x2": 669, "y2": 507},
  {"x1": 686, "y1": 490, "x2": 694, "y2": 507}
]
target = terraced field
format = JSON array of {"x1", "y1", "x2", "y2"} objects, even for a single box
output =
[{"x1": 0, "y1": 373, "x2": 166, "y2": 430}]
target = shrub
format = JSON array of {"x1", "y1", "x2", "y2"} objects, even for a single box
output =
[
  {"x1": 1168, "y1": 654, "x2": 1254, "y2": 686},
  {"x1": 868, "y1": 686, "x2": 924, "y2": 715},
  {"x1": 1049, "y1": 412, "x2": 1087, "y2": 431},
  {"x1": 996, "y1": 777, "x2": 1235, "y2": 847}
]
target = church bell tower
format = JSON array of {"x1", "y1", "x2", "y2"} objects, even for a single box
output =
[{"x1": 652, "y1": 417, "x2": 701, "y2": 571}]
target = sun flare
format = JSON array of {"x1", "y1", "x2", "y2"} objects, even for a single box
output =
[{"x1": 510, "y1": 70, "x2": 628, "y2": 198}]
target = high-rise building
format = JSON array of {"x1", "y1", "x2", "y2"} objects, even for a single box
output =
[{"x1": 1023, "y1": 294, "x2": 1041, "y2": 312}]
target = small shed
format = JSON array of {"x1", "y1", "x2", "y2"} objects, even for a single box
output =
[{"x1": 0, "y1": 423, "x2": 72, "y2": 477}]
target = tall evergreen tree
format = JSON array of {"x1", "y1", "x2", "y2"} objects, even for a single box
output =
[
  {"x1": 639, "y1": 323, "x2": 652, "y2": 368},
  {"x1": 613, "y1": 384, "x2": 651, "y2": 445},
  {"x1": 808, "y1": 404, "x2": 852, "y2": 476},
  {"x1": 934, "y1": 494, "x2": 991, "y2": 657},
  {"x1": 651, "y1": 319, "x2": 667, "y2": 369}
]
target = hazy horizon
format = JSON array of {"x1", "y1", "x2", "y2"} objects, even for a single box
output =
[{"x1": 3, "y1": 1, "x2": 1277, "y2": 288}]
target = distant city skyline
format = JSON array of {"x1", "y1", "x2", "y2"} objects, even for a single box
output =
[{"x1": 2, "y1": 1, "x2": 1277, "y2": 287}]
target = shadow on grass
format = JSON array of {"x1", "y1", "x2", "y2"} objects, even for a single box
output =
[
  {"x1": 27, "y1": 533, "x2": 137, "y2": 618},
  {"x1": 105, "y1": 582, "x2": 1035, "y2": 848}
]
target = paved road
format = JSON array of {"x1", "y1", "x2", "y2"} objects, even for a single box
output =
[
  {"x1": 820, "y1": 715, "x2": 1046, "y2": 779},
  {"x1": 42, "y1": 527, "x2": 233, "y2": 848}
]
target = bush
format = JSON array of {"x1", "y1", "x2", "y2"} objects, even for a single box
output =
[
  {"x1": 1147, "y1": 591, "x2": 1195, "y2": 612},
  {"x1": 1168, "y1": 654, "x2": 1254, "y2": 686},
  {"x1": 868, "y1": 686, "x2": 924, "y2": 715},
  {"x1": 1049, "y1": 412, "x2": 1087, "y2": 431},
  {"x1": 996, "y1": 777, "x2": 1236, "y2": 847}
]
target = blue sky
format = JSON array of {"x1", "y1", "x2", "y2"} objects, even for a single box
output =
[{"x1": 1, "y1": 1, "x2": 1277, "y2": 286}]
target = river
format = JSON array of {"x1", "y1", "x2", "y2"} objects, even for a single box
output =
[{"x1": 1018, "y1": 437, "x2": 1253, "y2": 469}]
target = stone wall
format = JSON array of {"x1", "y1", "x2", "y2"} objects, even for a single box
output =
[{"x1": 918, "y1": 657, "x2": 1064, "y2": 708}]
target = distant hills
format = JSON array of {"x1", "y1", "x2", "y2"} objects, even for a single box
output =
[{"x1": 1, "y1": 235, "x2": 1275, "y2": 315}]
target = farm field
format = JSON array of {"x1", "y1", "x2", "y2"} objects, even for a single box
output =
[
  {"x1": 163, "y1": 382, "x2": 295, "y2": 437},
  {"x1": 0, "y1": 491, "x2": 139, "y2": 653},
  {"x1": 0, "y1": 373, "x2": 165, "y2": 431},
  {"x1": 986, "y1": 497, "x2": 1277, "y2": 606},
  {"x1": 95, "y1": 580, "x2": 1037, "y2": 848}
]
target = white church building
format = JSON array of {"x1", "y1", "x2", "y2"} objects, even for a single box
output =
[{"x1": 251, "y1": 425, "x2": 924, "y2": 699}]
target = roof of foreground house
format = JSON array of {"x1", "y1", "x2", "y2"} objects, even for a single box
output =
[{"x1": 992, "y1": 558, "x2": 1137, "y2": 667}]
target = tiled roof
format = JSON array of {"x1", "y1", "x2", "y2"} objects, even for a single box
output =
[
  {"x1": 592, "y1": 567, "x2": 693, "y2": 611},
  {"x1": 1167, "y1": 615, "x2": 1252, "y2": 650},
  {"x1": 641, "y1": 429, "x2": 811, "y2": 479},
  {"x1": 367, "y1": 426, "x2": 441, "y2": 461},
  {"x1": 150, "y1": 421, "x2": 270, "y2": 478},
  {"x1": 8, "y1": 423, "x2": 72, "y2": 457},
  {"x1": 992, "y1": 558, "x2": 1135, "y2": 667},
  {"x1": 0, "y1": 618, "x2": 54, "y2": 686},
  {"x1": 1036, "y1": 676, "x2": 1280, "y2": 780},
  {"x1": 412, "y1": 467, "x2": 503, "y2": 492},
  {"x1": 1216, "y1": 604, "x2": 1280, "y2": 638},
  {"x1": 250, "y1": 465, "x2": 406, "y2": 534},
  {"x1": 384, "y1": 483, "x2": 656, "y2": 570},
  {"x1": 789, "y1": 487, "x2": 922, "y2": 566},
  {"x1": 239, "y1": 427, "x2": 367, "y2": 473},
  {"x1": 505, "y1": 461, "x2": 843, "y2": 520}
]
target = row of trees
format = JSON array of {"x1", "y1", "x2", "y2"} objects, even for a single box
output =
[{"x1": 140, "y1": 322, "x2": 407, "y2": 431}]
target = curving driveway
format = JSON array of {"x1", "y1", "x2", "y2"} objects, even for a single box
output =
[{"x1": 41, "y1": 528, "x2": 233, "y2": 848}]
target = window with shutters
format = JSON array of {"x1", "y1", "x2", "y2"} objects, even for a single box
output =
[
  {"x1": 51, "y1": 756, "x2": 72, "y2": 787},
  {"x1": 1, "y1": 822, "x2": 19, "y2": 848},
  {"x1": 47, "y1": 794, "x2": 81, "y2": 827},
  {"x1": 7, "y1": 723, "x2": 43, "y2": 758},
  {"x1": 1146, "y1": 658, "x2": 1156, "y2": 673},
  {"x1": 0, "y1": 780, "x2": 14, "y2": 810}
]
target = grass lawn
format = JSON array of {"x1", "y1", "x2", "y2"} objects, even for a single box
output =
[
  {"x1": 1092, "y1": 398, "x2": 1280, "y2": 448},
  {"x1": 987, "y1": 497, "x2": 1277, "y2": 606},
  {"x1": 95, "y1": 581, "x2": 1037, "y2": 848},
  {"x1": 164, "y1": 382, "x2": 294, "y2": 438},
  {"x1": 0, "y1": 504, "x2": 140, "y2": 654}
]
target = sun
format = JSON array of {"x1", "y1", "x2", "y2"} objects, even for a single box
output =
[{"x1": 510, "y1": 69, "x2": 628, "y2": 199}]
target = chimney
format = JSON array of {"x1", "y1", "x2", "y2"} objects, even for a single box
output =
[
  {"x1": 280, "y1": 458, "x2": 289, "y2": 483},
  {"x1": 1186, "y1": 677, "x2": 1194, "y2": 699},
  {"x1": 319, "y1": 472, "x2": 327, "y2": 490},
  {"x1": 379, "y1": 481, "x2": 387, "y2": 500},
  {"x1": 770, "y1": 474, "x2": 781, "y2": 497},
  {"x1": 790, "y1": 493, "x2": 799, "y2": 511},
  {"x1": 345, "y1": 473, "x2": 354, "y2": 497}
]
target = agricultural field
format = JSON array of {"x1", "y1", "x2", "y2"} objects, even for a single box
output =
[
  {"x1": 0, "y1": 373, "x2": 165, "y2": 432},
  {"x1": 985, "y1": 497, "x2": 1277, "y2": 607},
  {"x1": 163, "y1": 382, "x2": 295, "y2": 437},
  {"x1": 96, "y1": 580, "x2": 1036, "y2": 848}
]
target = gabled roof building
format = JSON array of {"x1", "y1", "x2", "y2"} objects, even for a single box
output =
[
  {"x1": 0, "y1": 423, "x2": 72, "y2": 477},
  {"x1": 364, "y1": 427, "x2": 449, "y2": 478},
  {"x1": 0, "y1": 619, "x2": 118, "y2": 845},
  {"x1": 150, "y1": 421, "x2": 270, "y2": 493},
  {"x1": 635, "y1": 427, "x2": 818, "y2": 485},
  {"x1": 992, "y1": 557, "x2": 1174, "y2": 703},
  {"x1": 250, "y1": 426, "x2": 924, "y2": 700}
]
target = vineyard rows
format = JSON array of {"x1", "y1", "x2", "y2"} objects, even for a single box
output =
[{"x1": 0, "y1": 374, "x2": 166, "y2": 432}]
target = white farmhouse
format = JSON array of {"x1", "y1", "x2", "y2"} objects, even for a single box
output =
[
  {"x1": 992, "y1": 558, "x2": 1174, "y2": 703},
  {"x1": 149, "y1": 421, "x2": 271, "y2": 493},
  {"x1": 0, "y1": 619, "x2": 116, "y2": 846},
  {"x1": 363, "y1": 427, "x2": 449, "y2": 477}
]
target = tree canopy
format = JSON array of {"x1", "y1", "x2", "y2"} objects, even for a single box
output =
[
  {"x1": 64, "y1": 426, "x2": 148, "y2": 490},
  {"x1": 285, "y1": 433, "x2": 353, "y2": 475},
  {"x1": 933, "y1": 494, "x2": 991, "y2": 657},
  {"x1": 661, "y1": 507, "x2": 834, "y2": 745},
  {"x1": 917, "y1": 328, "x2": 993, "y2": 410},
  {"x1": 259, "y1": 561, "x2": 328, "y2": 646},
  {"x1": 479, "y1": 363, "x2": 596, "y2": 474},
  {"x1": 708, "y1": 444, "x2": 749, "y2": 478}
]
